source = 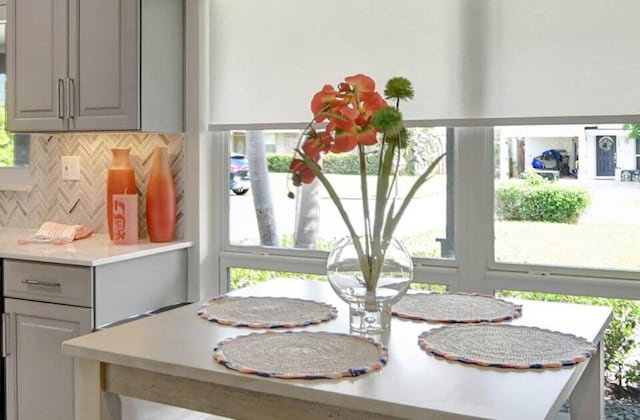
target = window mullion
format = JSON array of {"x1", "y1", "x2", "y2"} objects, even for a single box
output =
[{"x1": 453, "y1": 127, "x2": 495, "y2": 294}]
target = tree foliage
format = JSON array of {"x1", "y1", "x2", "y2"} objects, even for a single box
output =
[
  {"x1": 0, "y1": 106, "x2": 14, "y2": 166},
  {"x1": 624, "y1": 123, "x2": 640, "y2": 140}
]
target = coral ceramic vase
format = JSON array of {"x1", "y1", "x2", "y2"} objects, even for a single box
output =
[
  {"x1": 107, "y1": 148, "x2": 137, "y2": 240},
  {"x1": 146, "y1": 146, "x2": 176, "y2": 242}
]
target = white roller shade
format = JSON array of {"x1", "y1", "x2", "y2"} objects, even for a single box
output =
[{"x1": 209, "y1": 0, "x2": 640, "y2": 129}]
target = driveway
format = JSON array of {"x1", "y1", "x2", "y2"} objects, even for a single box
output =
[{"x1": 561, "y1": 179, "x2": 640, "y2": 225}]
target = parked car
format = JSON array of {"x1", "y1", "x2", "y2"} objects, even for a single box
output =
[{"x1": 229, "y1": 153, "x2": 250, "y2": 195}]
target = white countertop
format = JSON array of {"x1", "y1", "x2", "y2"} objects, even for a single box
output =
[{"x1": 0, "y1": 228, "x2": 192, "y2": 266}]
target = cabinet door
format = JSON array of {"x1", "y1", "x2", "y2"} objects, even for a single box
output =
[
  {"x1": 4, "y1": 298, "x2": 92, "y2": 420},
  {"x1": 6, "y1": 0, "x2": 68, "y2": 131},
  {"x1": 68, "y1": 0, "x2": 139, "y2": 130}
]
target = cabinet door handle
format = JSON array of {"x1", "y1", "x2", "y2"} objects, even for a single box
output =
[
  {"x1": 57, "y1": 79, "x2": 65, "y2": 119},
  {"x1": 21, "y1": 279, "x2": 61, "y2": 288},
  {"x1": 68, "y1": 78, "x2": 76, "y2": 119},
  {"x1": 1, "y1": 313, "x2": 9, "y2": 357}
]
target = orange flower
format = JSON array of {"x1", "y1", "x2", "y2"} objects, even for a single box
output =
[
  {"x1": 296, "y1": 74, "x2": 399, "y2": 181},
  {"x1": 355, "y1": 125, "x2": 378, "y2": 146},
  {"x1": 360, "y1": 92, "x2": 387, "y2": 120},
  {"x1": 329, "y1": 103, "x2": 358, "y2": 132},
  {"x1": 331, "y1": 130, "x2": 358, "y2": 153},
  {"x1": 344, "y1": 74, "x2": 376, "y2": 98},
  {"x1": 310, "y1": 85, "x2": 338, "y2": 123},
  {"x1": 289, "y1": 158, "x2": 317, "y2": 185},
  {"x1": 302, "y1": 131, "x2": 332, "y2": 159}
]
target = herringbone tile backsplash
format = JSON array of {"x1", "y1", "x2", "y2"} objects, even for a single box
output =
[{"x1": 0, "y1": 132, "x2": 185, "y2": 240}]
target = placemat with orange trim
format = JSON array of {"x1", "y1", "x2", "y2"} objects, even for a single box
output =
[
  {"x1": 393, "y1": 292, "x2": 522, "y2": 323},
  {"x1": 418, "y1": 324, "x2": 596, "y2": 369},
  {"x1": 213, "y1": 331, "x2": 387, "y2": 379},
  {"x1": 197, "y1": 296, "x2": 337, "y2": 328}
]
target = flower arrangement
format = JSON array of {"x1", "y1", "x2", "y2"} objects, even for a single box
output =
[{"x1": 290, "y1": 74, "x2": 445, "y2": 292}]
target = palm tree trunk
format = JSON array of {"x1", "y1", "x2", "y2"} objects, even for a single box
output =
[
  {"x1": 294, "y1": 177, "x2": 321, "y2": 249},
  {"x1": 246, "y1": 131, "x2": 279, "y2": 246}
]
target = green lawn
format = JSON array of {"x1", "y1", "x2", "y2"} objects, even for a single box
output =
[
  {"x1": 267, "y1": 172, "x2": 640, "y2": 271},
  {"x1": 495, "y1": 221, "x2": 640, "y2": 272}
]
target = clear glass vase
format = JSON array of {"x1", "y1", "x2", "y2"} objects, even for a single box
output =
[{"x1": 327, "y1": 236, "x2": 413, "y2": 337}]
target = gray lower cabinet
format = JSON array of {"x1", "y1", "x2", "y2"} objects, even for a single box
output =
[
  {"x1": 2, "y1": 250, "x2": 188, "y2": 420},
  {"x1": 4, "y1": 298, "x2": 92, "y2": 420}
]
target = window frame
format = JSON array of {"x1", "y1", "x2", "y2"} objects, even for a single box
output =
[{"x1": 214, "y1": 125, "x2": 640, "y2": 301}]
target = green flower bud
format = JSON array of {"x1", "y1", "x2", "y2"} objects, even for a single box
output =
[
  {"x1": 384, "y1": 77, "x2": 414, "y2": 101},
  {"x1": 384, "y1": 128, "x2": 409, "y2": 148},
  {"x1": 372, "y1": 106, "x2": 404, "y2": 136}
]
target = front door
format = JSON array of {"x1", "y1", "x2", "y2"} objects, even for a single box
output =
[{"x1": 596, "y1": 135, "x2": 616, "y2": 177}]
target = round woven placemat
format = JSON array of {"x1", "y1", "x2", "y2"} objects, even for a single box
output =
[
  {"x1": 214, "y1": 331, "x2": 388, "y2": 379},
  {"x1": 418, "y1": 324, "x2": 596, "y2": 369},
  {"x1": 393, "y1": 292, "x2": 522, "y2": 323},
  {"x1": 198, "y1": 296, "x2": 337, "y2": 328}
]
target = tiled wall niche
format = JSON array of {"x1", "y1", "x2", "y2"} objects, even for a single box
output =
[{"x1": 0, "y1": 132, "x2": 185, "y2": 239}]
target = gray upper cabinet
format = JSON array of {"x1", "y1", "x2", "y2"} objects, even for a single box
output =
[{"x1": 6, "y1": 0, "x2": 183, "y2": 133}]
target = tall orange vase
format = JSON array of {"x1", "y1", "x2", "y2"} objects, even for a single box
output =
[
  {"x1": 146, "y1": 146, "x2": 176, "y2": 242},
  {"x1": 107, "y1": 148, "x2": 137, "y2": 240}
]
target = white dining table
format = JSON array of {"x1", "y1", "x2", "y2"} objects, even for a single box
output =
[{"x1": 62, "y1": 279, "x2": 612, "y2": 420}]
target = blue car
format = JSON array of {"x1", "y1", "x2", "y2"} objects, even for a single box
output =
[{"x1": 229, "y1": 153, "x2": 250, "y2": 195}]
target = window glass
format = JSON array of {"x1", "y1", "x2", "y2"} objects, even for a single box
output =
[
  {"x1": 228, "y1": 128, "x2": 452, "y2": 260},
  {"x1": 229, "y1": 267, "x2": 447, "y2": 292},
  {"x1": 0, "y1": 57, "x2": 29, "y2": 169},
  {"x1": 494, "y1": 124, "x2": 640, "y2": 272},
  {"x1": 230, "y1": 268, "x2": 325, "y2": 291},
  {"x1": 0, "y1": 70, "x2": 14, "y2": 166}
]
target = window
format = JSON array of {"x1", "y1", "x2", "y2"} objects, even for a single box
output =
[
  {"x1": 0, "y1": 19, "x2": 30, "y2": 191},
  {"x1": 217, "y1": 124, "x2": 640, "y2": 299},
  {"x1": 209, "y1": 0, "x2": 640, "y2": 300},
  {"x1": 228, "y1": 128, "x2": 452, "y2": 259},
  {"x1": 494, "y1": 124, "x2": 640, "y2": 273},
  {"x1": 219, "y1": 126, "x2": 503, "y2": 294}
]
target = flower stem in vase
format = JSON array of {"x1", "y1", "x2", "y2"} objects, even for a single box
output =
[{"x1": 290, "y1": 74, "x2": 445, "y2": 336}]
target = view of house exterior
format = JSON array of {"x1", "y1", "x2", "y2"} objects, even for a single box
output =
[{"x1": 497, "y1": 125, "x2": 638, "y2": 181}]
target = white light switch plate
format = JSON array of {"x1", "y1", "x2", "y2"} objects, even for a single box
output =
[{"x1": 61, "y1": 156, "x2": 81, "y2": 181}]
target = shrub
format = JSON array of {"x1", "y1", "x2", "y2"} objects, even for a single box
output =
[
  {"x1": 605, "y1": 300, "x2": 640, "y2": 387},
  {"x1": 266, "y1": 153, "x2": 293, "y2": 173},
  {"x1": 322, "y1": 152, "x2": 380, "y2": 175},
  {"x1": 522, "y1": 171, "x2": 546, "y2": 187},
  {"x1": 496, "y1": 175, "x2": 591, "y2": 224},
  {"x1": 266, "y1": 152, "x2": 380, "y2": 175}
]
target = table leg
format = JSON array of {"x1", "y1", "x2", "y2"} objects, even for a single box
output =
[
  {"x1": 74, "y1": 358, "x2": 122, "y2": 420},
  {"x1": 570, "y1": 340, "x2": 604, "y2": 420}
]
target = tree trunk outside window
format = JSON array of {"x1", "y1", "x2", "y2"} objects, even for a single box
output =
[
  {"x1": 293, "y1": 176, "x2": 321, "y2": 249},
  {"x1": 247, "y1": 131, "x2": 279, "y2": 246}
]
